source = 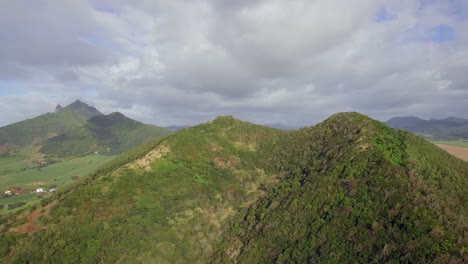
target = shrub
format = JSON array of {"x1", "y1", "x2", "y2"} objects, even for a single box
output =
[{"x1": 7, "y1": 202, "x2": 26, "y2": 210}]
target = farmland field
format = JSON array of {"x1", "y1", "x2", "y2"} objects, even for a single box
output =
[
  {"x1": 0, "y1": 149, "x2": 114, "y2": 214},
  {"x1": 430, "y1": 140, "x2": 468, "y2": 148},
  {"x1": 435, "y1": 144, "x2": 468, "y2": 162}
]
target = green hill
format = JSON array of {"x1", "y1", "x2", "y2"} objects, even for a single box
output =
[
  {"x1": 0, "y1": 113, "x2": 466, "y2": 263},
  {"x1": 0, "y1": 100, "x2": 102, "y2": 148},
  {"x1": 387, "y1": 116, "x2": 468, "y2": 140},
  {"x1": 40, "y1": 112, "x2": 171, "y2": 157}
]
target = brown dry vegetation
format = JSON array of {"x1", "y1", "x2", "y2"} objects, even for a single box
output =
[
  {"x1": 9, "y1": 201, "x2": 56, "y2": 234},
  {"x1": 127, "y1": 144, "x2": 169, "y2": 170},
  {"x1": 0, "y1": 144, "x2": 8, "y2": 152},
  {"x1": 436, "y1": 144, "x2": 468, "y2": 161},
  {"x1": 22, "y1": 152, "x2": 46, "y2": 166},
  {"x1": 7, "y1": 186, "x2": 35, "y2": 194}
]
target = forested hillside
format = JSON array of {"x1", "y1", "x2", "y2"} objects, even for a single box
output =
[{"x1": 0, "y1": 113, "x2": 466, "y2": 263}]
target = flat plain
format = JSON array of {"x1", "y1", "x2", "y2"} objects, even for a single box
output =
[{"x1": 436, "y1": 144, "x2": 468, "y2": 161}]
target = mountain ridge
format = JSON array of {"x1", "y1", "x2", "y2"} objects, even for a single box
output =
[
  {"x1": 387, "y1": 116, "x2": 468, "y2": 139},
  {"x1": 0, "y1": 112, "x2": 466, "y2": 263},
  {"x1": 40, "y1": 112, "x2": 171, "y2": 157},
  {"x1": 0, "y1": 100, "x2": 102, "y2": 148}
]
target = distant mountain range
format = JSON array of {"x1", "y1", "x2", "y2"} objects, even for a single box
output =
[
  {"x1": 263, "y1": 123, "x2": 300, "y2": 130},
  {"x1": 163, "y1": 123, "x2": 299, "y2": 131},
  {"x1": 0, "y1": 100, "x2": 101, "y2": 147},
  {"x1": 0, "y1": 100, "x2": 171, "y2": 157},
  {"x1": 386, "y1": 116, "x2": 468, "y2": 140},
  {"x1": 41, "y1": 112, "x2": 170, "y2": 157},
  {"x1": 163, "y1": 125, "x2": 190, "y2": 131}
]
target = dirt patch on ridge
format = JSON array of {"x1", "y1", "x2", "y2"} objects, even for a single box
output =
[
  {"x1": 10, "y1": 201, "x2": 56, "y2": 234},
  {"x1": 128, "y1": 145, "x2": 170, "y2": 170},
  {"x1": 436, "y1": 144, "x2": 468, "y2": 162},
  {"x1": 213, "y1": 157, "x2": 239, "y2": 169}
]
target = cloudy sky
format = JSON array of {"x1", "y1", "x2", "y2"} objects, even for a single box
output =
[{"x1": 0, "y1": 0, "x2": 467, "y2": 127}]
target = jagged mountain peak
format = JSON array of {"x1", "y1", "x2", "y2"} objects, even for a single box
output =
[
  {"x1": 54, "y1": 104, "x2": 63, "y2": 113},
  {"x1": 0, "y1": 100, "x2": 102, "y2": 147},
  {"x1": 63, "y1": 100, "x2": 102, "y2": 119}
]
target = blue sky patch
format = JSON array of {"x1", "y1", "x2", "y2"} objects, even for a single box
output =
[
  {"x1": 92, "y1": 2, "x2": 120, "y2": 15},
  {"x1": 373, "y1": 7, "x2": 396, "y2": 22},
  {"x1": 426, "y1": 24, "x2": 455, "y2": 43},
  {"x1": 0, "y1": 80, "x2": 26, "y2": 96},
  {"x1": 419, "y1": 0, "x2": 467, "y2": 20}
]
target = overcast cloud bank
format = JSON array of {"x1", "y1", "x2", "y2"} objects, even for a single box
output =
[{"x1": 0, "y1": 0, "x2": 467, "y2": 126}]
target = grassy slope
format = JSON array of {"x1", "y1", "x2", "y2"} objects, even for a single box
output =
[
  {"x1": 0, "y1": 146, "x2": 37, "y2": 175},
  {"x1": 0, "y1": 113, "x2": 466, "y2": 263},
  {"x1": 0, "y1": 101, "x2": 102, "y2": 148},
  {"x1": 40, "y1": 113, "x2": 171, "y2": 157}
]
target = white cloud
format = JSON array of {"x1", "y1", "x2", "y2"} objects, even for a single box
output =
[{"x1": 0, "y1": 0, "x2": 467, "y2": 126}]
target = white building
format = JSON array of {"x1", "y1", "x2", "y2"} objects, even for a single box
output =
[
  {"x1": 4, "y1": 190, "x2": 12, "y2": 196},
  {"x1": 36, "y1": 188, "x2": 45, "y2": 193}
]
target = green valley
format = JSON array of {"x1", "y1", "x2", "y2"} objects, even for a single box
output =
[{"x1": 0, "y1": 150, "x2": 114, "y2": 214}]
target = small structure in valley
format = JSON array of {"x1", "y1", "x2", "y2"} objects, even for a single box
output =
[
  {"x1": 4, "y1": 190, "x2": 12, "y2": 196},
  {"x1": 36, "y1": 188, "x2": 45, "y2": 193}
]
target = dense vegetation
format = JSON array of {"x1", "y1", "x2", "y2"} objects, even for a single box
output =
[
  {"x1": 0, "y1": 113, "x2": 466, "y2": 263},
  {"x1": 0, "y1": 100, "x2": 102, "y2": 148},
  {"x1": 387, "y1": 116, "x2": 468, "y2": 140},
  {"x1": 214, "y1": 113, "x2": 468, "y2": 263},
  {"x1": 40, "y1": 112, "x2": 171, "y2": 157}
]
